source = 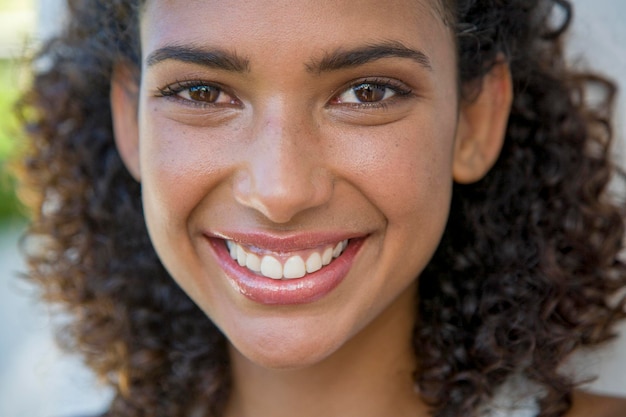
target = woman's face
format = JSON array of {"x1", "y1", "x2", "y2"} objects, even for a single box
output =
[{"x1": 134, "y1": 0, "x2": 460, "y2": 368}]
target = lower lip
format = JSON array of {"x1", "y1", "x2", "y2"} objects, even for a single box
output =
[{"x1": 208, "y1": 238, "x2": 364, "y2": 305}]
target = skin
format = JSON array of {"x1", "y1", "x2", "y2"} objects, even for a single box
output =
[
  {"x1": 111, "y1": 0, "x2": 626, "y2": 416},
  {"x1": 569, "y1": 392, "x2": 626, "y2": 417}
]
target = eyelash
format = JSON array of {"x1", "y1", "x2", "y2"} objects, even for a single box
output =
[
  {"x1": 331, "y1": 77, "x2": 414, "y2": 109},
  {"x1": 154, "y1": 77, "x2": 414, "y2": 109},
  {"x1": 155, "y1": 79, "x2": 238, "y2": 107}
]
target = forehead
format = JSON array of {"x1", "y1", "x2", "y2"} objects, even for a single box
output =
[{"x1": 140, "y1": 0, "x2": 454, "y2": 68}]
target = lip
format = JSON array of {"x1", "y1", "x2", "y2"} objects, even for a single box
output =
[
  {"x1": 208, "y1": 230, "x2": 359, "y2": 252},
  {"x1": 205, "y1": 232, "x2": 365, "y2": 305}
]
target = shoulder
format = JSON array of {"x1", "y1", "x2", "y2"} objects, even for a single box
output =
[{"x1": 564, "y1": 390, "x2": 626, "y2": 417}]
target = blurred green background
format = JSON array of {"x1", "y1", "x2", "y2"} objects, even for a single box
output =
[{"x1": 0, "y1": 0, "x2": 36, "y2": 223}]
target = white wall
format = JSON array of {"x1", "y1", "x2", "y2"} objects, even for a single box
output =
[
  {"x1": 567, "y1": 0, "x2": 626, "y2": 397},
  {"x1": 36, "y1": 0, "x2": 67, "y2": 41}
]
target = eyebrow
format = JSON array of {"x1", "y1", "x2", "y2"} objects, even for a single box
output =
[
  {"x1": 306, "y1": 41, "x2": 433, "y2": 74},
  {"x1": 144, "y1": 41, "x2": 432, "y2": 74},
  {"x1": 145, "y1": 45, "x2": 250, "y2": 72}
]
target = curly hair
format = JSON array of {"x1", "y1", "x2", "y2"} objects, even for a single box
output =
[{"x1": 18, "y1": 1, "x2": 626, "y2": 417}]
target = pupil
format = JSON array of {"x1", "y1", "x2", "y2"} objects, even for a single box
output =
[
  {"x1": 189, "y1": 86, "x2": 219, "y2": 102},
  {"x1": 354, "y1": 84, "x2": 385, "y2": 102}
]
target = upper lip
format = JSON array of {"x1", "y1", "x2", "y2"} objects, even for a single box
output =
[{"x1": 205, "y1": 230, "x2": 365, "y2": 252}]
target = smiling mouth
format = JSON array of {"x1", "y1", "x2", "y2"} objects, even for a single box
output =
[{"x1": 225, "y1": 239, "x2": 349, "y2": 280}]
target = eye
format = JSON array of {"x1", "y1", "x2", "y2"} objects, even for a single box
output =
[
  {"x1": 331, "y1": 79, "x2": 411, "y2": 106},
  {"x1": 157, "y1": 81, "x2": 239, "y2": 106},
  {"x1": 335, "y1": 83, "x2": 394, "y2": 104},
  {"x1": 180, "y1": 85, "x2": 232, "y2": 104}
]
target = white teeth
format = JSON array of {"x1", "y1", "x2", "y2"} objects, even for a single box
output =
[
  {"x1": 228, "y1": 240, "x2": 237, "y2": 260},
  {"x1": 246, "y1": 253, "x2": 261, "y2": 272},
  {"x1": 236, "y1": 245, "x2": 247, "y2": 267},
  {"x1": 261, "y1": 255, "x2": 283, "y2": 279},
  {"x1": 283, "y1": 256, "x2": 306, "y2": 279},
  {"x1": 225, "y1": 239, "x2": 349, "y2": 279},
  {"x1": 305, "y1": 252, "x2": 322, "y2": 273},
  {"x1": 332, "y1": 241, "x2": 343, "y2": 258},
  {"x1": 322, "y1": 247, "x2": 333, "y2": 265}
]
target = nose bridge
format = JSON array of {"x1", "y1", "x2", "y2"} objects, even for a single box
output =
[{"x1": 234, "y1": 101, "x2": 332, "y2": 223}]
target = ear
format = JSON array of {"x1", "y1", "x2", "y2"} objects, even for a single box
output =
[
  {"x1": 110, "y1": 64, "x2": 141, "y2": 181},
  {"x1": 452, "y1": 60, "x2": 513, "y2": 184}
]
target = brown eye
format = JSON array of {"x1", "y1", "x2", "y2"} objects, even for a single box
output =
[
  {"x1": 161, "y1": 82, "x2": 239, "y2": 105},
  {"x1": 187, "y1": 85, "x2": 222, "y2": 102},
  {"x1": 352, "y1": 84, "x2": 387, "y2": 102},
  {"x1": 332, "y1": 81, "x2": 403, "y2": 105}
]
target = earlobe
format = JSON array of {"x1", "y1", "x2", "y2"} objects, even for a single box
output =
[
  {"x1": 111, "y1": 64, "x2": 141, "y2": 181},
  {"x1": 452, "y1": 60, "x2": 513, "y2": 184}
]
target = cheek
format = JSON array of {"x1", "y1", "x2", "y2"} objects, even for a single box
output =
[
  {"x1": 335, "y1": 111, "x2": 457, "y2": 290},
  {"x1": 138, "y1": 112, "x2": 237, "y2": 229},
  {"x1": 136, "y1": 112, "x2": 243, "y2": 307},
  {"x1": 337, "y1": 114, "x2": 457, "y2": 224}
]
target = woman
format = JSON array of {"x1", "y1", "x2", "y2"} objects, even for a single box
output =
[{"x1": 19, "y1": 0, "x2": 626, "y2": 416}]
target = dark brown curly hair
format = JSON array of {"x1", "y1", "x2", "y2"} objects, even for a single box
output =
[{"x1": 18, "y1": 1, "x2": 626, "y2": 417}]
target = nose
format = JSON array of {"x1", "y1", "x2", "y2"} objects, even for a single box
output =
[{"x1": 233, "y1": 106, "x2": 333, "y2": 224}]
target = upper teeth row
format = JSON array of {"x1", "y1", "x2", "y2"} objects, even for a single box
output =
[{"x1": 226, "y1": 240, "x2": 348, "y2": 280}]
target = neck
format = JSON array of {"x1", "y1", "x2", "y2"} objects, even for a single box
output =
[{"x1": 224, "y1": 285, "x2": 430, "y2": 417}]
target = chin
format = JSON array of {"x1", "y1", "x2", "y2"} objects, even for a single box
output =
[
  {"x1": 227, "y1": 323, "x2": 347, "y2": 371},
  {"x1": 244, "y1": 349, "x2": 333, "y2": 371}
]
